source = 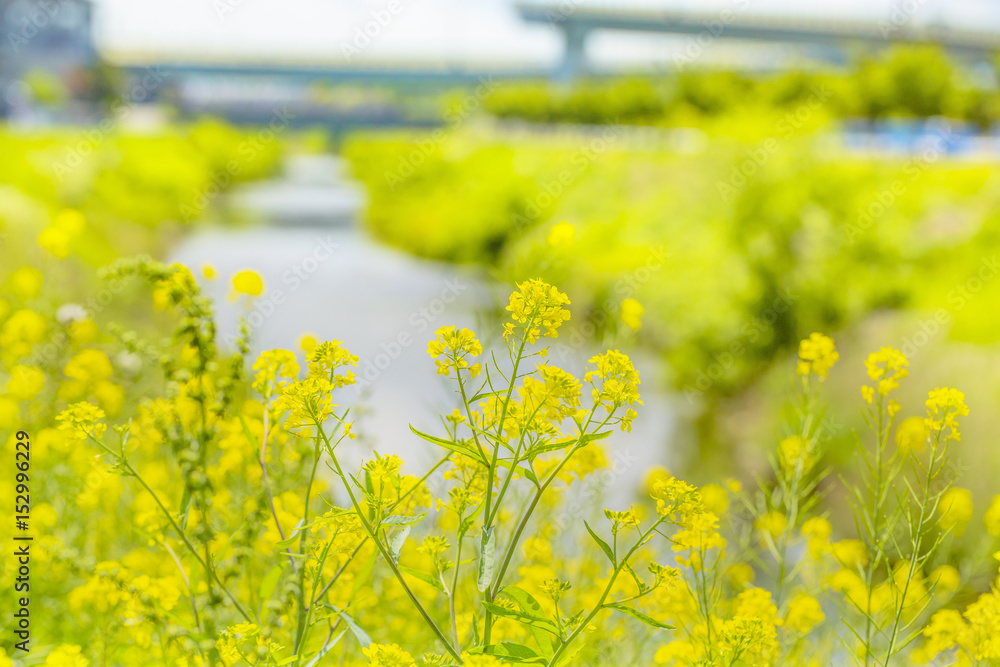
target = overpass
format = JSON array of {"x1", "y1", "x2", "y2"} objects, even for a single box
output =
[{"x1": 517, "y1": 2, "x2": 1000, "y2": 79}]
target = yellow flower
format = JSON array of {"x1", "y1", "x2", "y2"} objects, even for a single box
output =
[
  {"x1": 929, "y1": 564, "x2": 961, "y2": 595},
  {"x1": 802, "y1": 517, "x2": 832, "y2": 558},
  {"x1": 918, "y1": 609, "x2": 968, "y2": 662},
  {"x1": 54, "y1": 208, "x2": 86, "y2": 234},
  {"x1": 938, "y1": 487, "x2": 973, "y2": 533},
  {"x1": 57, "y1": 402, "x2": 107, "y2": 441},
  {"x1": 547, "y1": 220, "x2": 576, "y2": 246},
  {"x1": 362, "y1": 643, "x2": 416, "y2": 666},
  {"x1": 727, "y1": 562, "x2": 755, "y2": 587},
  {"x1": 231, "y1": 269, "x2": 264, "y2": 296},
  {"x1": 426, "y1": 325, "x2": 483, "y2": 378},
  {"x1": 604, "y1": 506, "x2": 641, "y2": 533},
  {"x1": 895, "y1": 415, "x2": 927, "y2": 453},
  {"x1": 924, "y1": 387, "x2": 968, "y2": 441},
  {"x1": 654, "y1": 640, "x2": 697, "y2": 665},
  {"x1": 523, "y1": 536, "x2": 552, "y2": 562},
  {"x1": 985, "y1": 495, "x2": 1000, "y2": 537},
  {"x1": 298, "y1": 333, "x2": 318, "y2": 353},
  {"x1": 363, "y1": 452, "x2": 404, "y2": 481},
  {"x1": 307, "y1": 340, "x2": 358, "y2": 387},
  {"x1": 0, "y1": 397, "x2": 17, "y2": 429},
  {"x1": 699, "y1": 483, "x2": 729, "y2": 516},
  {"x1": 7, "y1": 364, "x2": 45, "y2": 400},
  {"x1": 621, "y1": 297, "x2": 644, "y2": 330},
  {"x1": 586, "y1": 349, "x2": 642, "y2": 424},
  {"x1": 672, "y1": 512, "x2": 726, "y2": 558},
  {"x1": 201, "y1": 263, "x2": 216, "y2": 280},
  {"x1": 831, "y1": 539, "x2": 868, "y2": 569},
  {"x1": 756, "y1": 511, "x2": 788, "y2": 539},
  {"x1": 252, "y1": 349, "x2": 300, "y2": 394},
  {"x1": 38, "y1": 226, "x2": 72, "y2": 258},
  {"x1": 797, "y1": 332, "x2": 839, "y2": 379},
  {"x1": 863, "y1": 346, "x2": 909, "y2": 396},
  {"x1": 0, "y1": 309, "x2": 47, "y2": 359},
  {"x1": 651, "y1": 477, "x2": 702, "y2": 519},
  {"x1": 505, "y1": 279, "x2": 571, "y2": 344},
  {"x1": 274, "y1": 376, "x2": 336, "y2": 429},
  {"x1": 8, "y1": 266, "x2": 43, "y2": 300},
  {"x1": 785, "y1": 593, "x2": 825, "y2": 633},
  {"x1": 64, "y1": 349, "x2": 113, "y2": 383},
  {"x1": 963, "y1": 588, "x2": 1000, "y2": 659},
  {"x1": 42, "y1": 645, "x2": 88, "y2": 667},
  {"x1": 778, "y1": 435, "x2": 814, "y2": 475}
]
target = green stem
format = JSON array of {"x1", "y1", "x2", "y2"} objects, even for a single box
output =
[
  {"x1": 481, "y1": 324, "x2": 533, "y2": 647},
  {"x1": 883, "y1": 426, "x2": 946, "y2": 665},
  {"x1": 450, "y1": 535, "x2": 464, "y2": 650},
  {"x1": 318, "y1": 425, "x2": 463, "y2": 663},
  {"x1": 293, "y1": 434, "x2": 324, "y2": 662},
  {"x1": 545, "y1": 520, "x2": 661, "y2": 666},
  {"x1": 490, "y1": 414, "x2": 605, "y2": 601},
  {"x1": 87, "y1": 434, "x2": 252, "y2": 622}
]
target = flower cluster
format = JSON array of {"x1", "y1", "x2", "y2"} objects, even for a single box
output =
[
  {"x1": 862, "y1": 345, "x2": 909, "y2": 400},
  {"x1": 307, "y1": 340, "x2": 359, "y2": 387},
  {"x1": 57, "y1": 401, "x2": 107, "y2": 441},
  {"x1": 251, "y1": 348, "x2": 300, "y2": 394},
  {"x1": 426, "y1": 325, "x2": 483, "y2": 378},
  {"x1": 796, "y1": 332, "x2": 839, "y2": 379},
  {"x1": 586, "y1": 349, "x2": 642, "y2": 430},
  {"x1": 924, "y1": 387, "x2": 969, "y2": 441},
  {"x1": 504, "y1": 278, "x2": 571, "y2": 344}
]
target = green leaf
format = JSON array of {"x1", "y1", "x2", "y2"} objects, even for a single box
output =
[
  {"x1": 482, "y1": 601, "x2": 560, "y2": 634},
  {"x1": 494, "y1": 458, "x2": 538, "y2": 484},
  {"x1": 477, "y1": 526, "x2": 496, "y2": 592},
  {"x1": 410, "y1": 425, "x2": 486, "y2": 465},
  {"x1": 480, "y1": 642, "x2": 547, "y2": 663},
  {"x1": 469, "y1": 389, "x2": 501, "y2": 402},
  {"x1": 605, "y1": 603, "x2": 673, "y2": 630},
  {"x1": 389, "y1": 525, "x2": 410, "y2": 564},
  {"x1": 530, "y1": 430, "x2": 613, "y2": 456},
  {"x1": 399, "y1": 566, "x2": 446, "y2": 593},
  {"x1": 302, "y1": 630, "x2": 344, "y2": 667},
  {"x1": 584, "y1": 520, "x2": 615, "y2": 565},
  {"x1": 382, "y1": 512, "x2": 428, "y2": 526},
  {"x1": 322, "y1": 605, "x2": 371, "y2": 648},
  {"x1": 498, "y1": 585, "x2": 556, "y2": 654},
  {"x1": 259, "y1": 563, "x2": 285, "y2": 603}
]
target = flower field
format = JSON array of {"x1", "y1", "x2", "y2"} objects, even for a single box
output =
[{"x1": 4, "y1": 46, "x2": 1000, "y2": 667}]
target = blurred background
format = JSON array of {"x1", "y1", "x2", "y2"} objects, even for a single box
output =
[{"x1": 5, "y1": 0, "x2": 1000, "y2": 499}]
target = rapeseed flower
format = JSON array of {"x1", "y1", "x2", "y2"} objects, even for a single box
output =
[
  {"x1": 938, "y1": 487, "x2": 973, "y2": 533},
  {"x1": 621, "y1": 297, "x2": 644, "y2": 330},
  {"x1": 924, "y1": 387, "x2": 968, "y2": 441},
  {"x1": 863, "y1": 346, "x2": 909, "y2": 397},
  {"x1": 426, "y1": 325, "x2": 482, "y2": 378},
  {"x1": 796, "y1": 332, "x2": 838, "y2": 379},
  {"x1": 504, "y1": 278, "x2": 571, "y2": 344},
  {"x1": 231, "y1": 269, "x2": 264, "y2": 296},
  {"x1": 362, "y1": 643, "x2": 416, "y2": 666},
  {"x1": 57, "y1": 402, "x2": 107, "y2": 441}
]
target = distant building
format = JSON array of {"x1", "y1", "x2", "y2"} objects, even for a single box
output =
[{"x1": 1, "y1": 0, "x2": 96, "y2": 115}]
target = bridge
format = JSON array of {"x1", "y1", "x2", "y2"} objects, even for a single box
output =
[{"x1": 517, "y1": 2, "x2": 1000, "y2": 80}]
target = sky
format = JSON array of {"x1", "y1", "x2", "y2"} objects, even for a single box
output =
[{"x1": 93, "y1": 0, "x2": 1000, "y2": 68}]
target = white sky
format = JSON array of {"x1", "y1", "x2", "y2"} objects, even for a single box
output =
[{"x1": 93, "y1": 0, "x2": 1000, "y2": 67}]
